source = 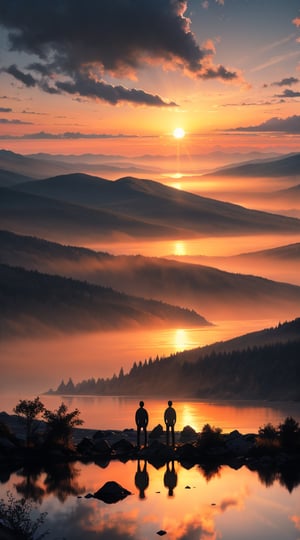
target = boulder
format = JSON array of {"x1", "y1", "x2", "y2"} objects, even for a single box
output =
[
  {"x1": 111, "y1": 438, "x2": 134, "y2": 455},
  {"x1": 93, "y1": 430, "x2": 106, "y2": 440},
  {"x1": 77, "y1": 437, "x2": 95, "y2": 455},
  {"x1": 224, "y1": 431, "x2": 255, "y2": 457},
  {"x1": 150, "y1": 424, "x2": 164, "y2": 440},
  {"x1": 0, "y1": 436, "x2": 18, "y2": 451},
  {"x1": 144, "y1": 440, "x2": 175, "y2": 467},
  {"x1": 176, "y1": 443, "x2": 197, "y2": 463},
  {"x1": 180, "y1": 425, "x2": 197, "y2": 443},
  {"x1": 94, "y1": 481, "x2": 131, "y2": 503},
  {"x1": 94, "y1": 438, "x2": 112, "y2": 455}
]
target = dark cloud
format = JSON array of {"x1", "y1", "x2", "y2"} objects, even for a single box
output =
[
  {"x1": 0, "y1": 117, "x2": 32, "y2": 124},
  {"x1": 4, "y1": 64, "x2": 37, "y2": 87},
  {"x1": 230, "y1": 115, "x2": 300, "y2": 134},
  {"x1": 0, "y1": 0, "x2": 241, "y2": 106},
  {"x1": 275, "y1": 89, "x2": 300, "y2": 98},
  {"x1": 200, "y1": 64, "x2": 238, "y2": 80},
  {"x1": 56, "y1": 73, "x2": 177, "y2": 106},
  {"x1": 0, "y1": 107, "x2": 12, "y2": 112},
  {"x1": 271, "y1": 77, "x2": 299, "y2": 87},
  {"x1": 0, "y1": 131, "x2": 150, "y2": 140}
]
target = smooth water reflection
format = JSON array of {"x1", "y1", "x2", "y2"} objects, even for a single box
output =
[
  {"x1": 1, "y1": 459, "x2": 299, "y2": 539},
  {"x1": 2, "y1": 395, "x2": 300, "y2": 434}
]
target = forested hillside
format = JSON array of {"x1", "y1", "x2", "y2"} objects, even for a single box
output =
[
  {"x1": 0, "y1": 264, "x2": 209, "y2": 337},
  {"x1": 51, "y1": 319, "x2": 300, "y2": 401}
]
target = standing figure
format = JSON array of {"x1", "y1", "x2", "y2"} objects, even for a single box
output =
[
  {"x1": 164, "y1": 400, "x2": 176, "y2": 446},
  {"x1": 135, "y1": 401, "x2": 149, "y2": 449}
]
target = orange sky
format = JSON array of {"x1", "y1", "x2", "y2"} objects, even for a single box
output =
[{"x1": 0, "y1": 1, "x2": 299, "y2": 156}]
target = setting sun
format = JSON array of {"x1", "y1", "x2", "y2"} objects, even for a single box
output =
[{"x1": 173, "y1": 127, "x2": 185, "y2": 139}]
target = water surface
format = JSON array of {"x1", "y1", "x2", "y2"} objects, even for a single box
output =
[{"x1": 1, "y1": 458, "x2": 299, "y2": 539}]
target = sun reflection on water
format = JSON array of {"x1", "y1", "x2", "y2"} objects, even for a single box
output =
[
  {"x1": 174, "y1": 241, "x2": 186, "y2": 256},
  {"x1": 174, "y1": 328, "x2": 187, "y2": 350}
]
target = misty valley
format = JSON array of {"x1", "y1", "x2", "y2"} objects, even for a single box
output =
[
  {"x1": 1, "y1": 129, "x2": 300, "y2": 540},
  {"x1": 1, "y1": 149, "x2": 300, "y2": 396}
]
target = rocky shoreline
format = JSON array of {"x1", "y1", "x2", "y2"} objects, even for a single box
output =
[{"x1": 1, "y1": 411, "x2": 299, "y2": 476}]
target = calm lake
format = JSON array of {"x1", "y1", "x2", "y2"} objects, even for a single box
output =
[
  {"x1": 2, "y1": 316, "x2": 299, "y2": 539},
  {"x1": 1, "y1": 447, "x2": 299, "y2": 540},
  {"x1": 2, "y1": 394, "x2": 300, "y2": 434}
]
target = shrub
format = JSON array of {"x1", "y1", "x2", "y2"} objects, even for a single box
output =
[
  {"x1": 279, "y1": 416, "x2": 300, "y2": 449},
  {"x1": 197, "y1": 423, "x2": 223, "y2": 450},
  {"x1": 179, "y1": 425, "x2": 197, "y2": 443},
  {"x1": 0, "y1": 491, "x2": 48, "y2": 539},
  {"x1": 43, "y1": 403, "x2": 83, "y2": 448},
  {"x1": 258, "y1": 422, "x2": 278, "y2": 441},
  {"x1": 13, "y1": 397, "x2": 45, "y2": 447}
]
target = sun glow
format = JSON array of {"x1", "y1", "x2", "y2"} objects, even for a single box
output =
[
  {"x1": 173, "y1": 127, "x2": 185, "y2": 139},
  {"x1": 174, "y1": 241, "x2": 186, "y2": 256},
  {"x1": 174, "y1": 328, "x2": 187, "y2": 350}
]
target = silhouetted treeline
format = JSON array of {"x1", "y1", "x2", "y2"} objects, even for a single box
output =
[{"x1": 52, "y1": 338, "x2": 300, "y2": 400}]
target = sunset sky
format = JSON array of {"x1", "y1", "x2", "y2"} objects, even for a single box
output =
[{"x1": 0, "y1": 0, "x2": 300, "y2": 155}]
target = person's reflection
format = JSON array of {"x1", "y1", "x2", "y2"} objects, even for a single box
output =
[
  {"x1": 135, "y1": 460, "x2": 149, "y2": 499},
  {"x1": 164, "y1": 461, "x2": 177, "y2": 497}
]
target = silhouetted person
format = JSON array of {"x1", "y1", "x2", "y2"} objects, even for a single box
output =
[
  {"x1": 164, "y1": 461, "x2": 177, "y2": 497},
  {"x1": 164, "y1": 400, "x2": 176, "y2": 446},
  {"x1": 135, "y1": 401, "x2": 149, "y2": 449},
  {"x1": 135, "y1": 460, "x2": 149, "y2": 499}
]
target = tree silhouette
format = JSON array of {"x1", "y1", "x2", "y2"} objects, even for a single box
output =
[
  {"x1": 43, "y1": 403, "x2": 83, "y2": 448},
  {"x1": 13, "y1": 396, "x2": 45, "y2": 447}
]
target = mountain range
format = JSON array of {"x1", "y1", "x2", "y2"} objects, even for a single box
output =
[
  {"x1": 0, "y1": 149, "x2": 160, "y2": 181},
  {"x1": 0, "y1": 149, "x2": 283, "y2": 182},
  {"x1": 2, "y1": 172, "x2": 300, "y2": 243},
  {"x1": 0, "y1": 185, "x2": 178, "y2": 242},
  {"x1": 204, "y1": 152, "x2": 300, "y2": 178},
  {"x1": 0, "y1": 263, "x2": 209, "y2": 339},
  {"x1": 2, "y1": 230, "x2": 300, "y2": 320}
]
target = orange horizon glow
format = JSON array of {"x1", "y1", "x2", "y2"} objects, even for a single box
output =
[{"x1": 1, "y1": 129, "x2": 300, "y2": 157}]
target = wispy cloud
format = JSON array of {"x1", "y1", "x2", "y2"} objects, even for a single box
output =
[
  {"x1": 271, "y1": 76, "x2": 299, "y2": 87},
  {"x1": 3, "y1": 64, "x2": 37, "y2": 87},
  {"x1": 228, "y1": 115, "x2": 300, "y2": 134},
  {"x1": 0, "y1": 118, "x2": 32, "y2": 125},
  {"x1": 251, "y1": 50, "x2": 300, "y2": 72},
  {"x1": 221, "y1": 99, "x2": 283, "y2": 107},
  {"x1": 0, "y1": 131, "x2": 156, "y2": 140},
  {"x1": 21, "y1": 110, "x2": 47, "y2": 115},
  {"x1": 275, "y1": 89, "x2": 300, "y2": 98}
]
